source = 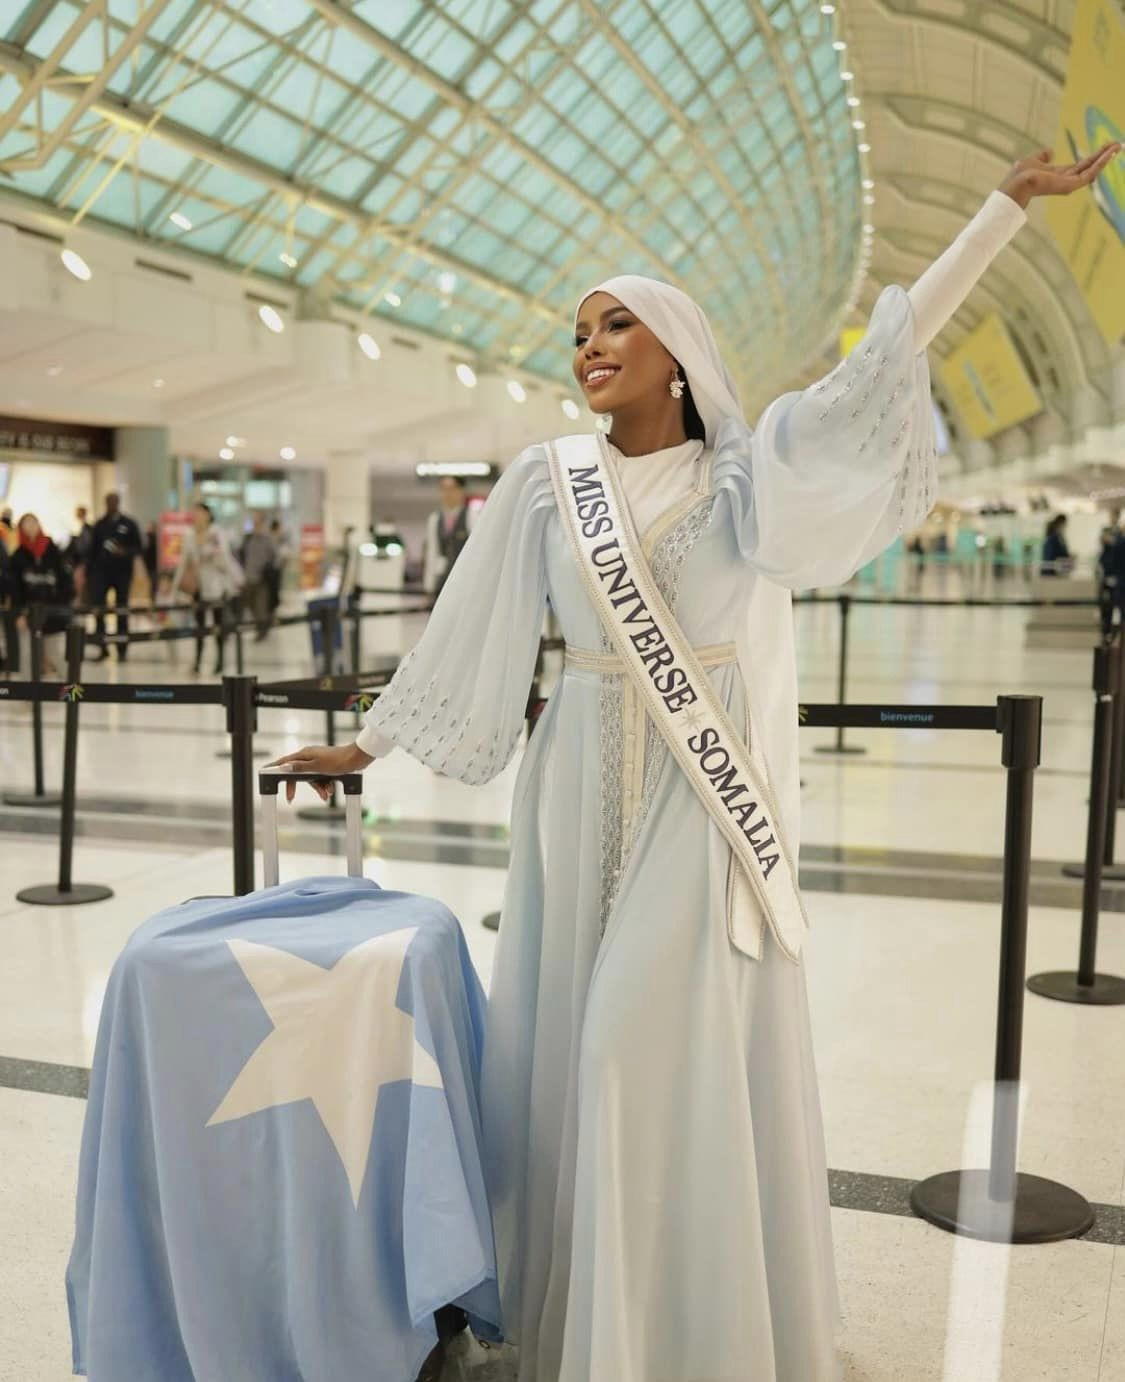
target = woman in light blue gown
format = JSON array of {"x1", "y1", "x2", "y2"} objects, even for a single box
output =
[{"x1": 279, "y1": 145, "x2": 1118, "y2": 1382}]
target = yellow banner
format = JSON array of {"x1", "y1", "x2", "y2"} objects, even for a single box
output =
[
  {"x1": 939, "y1": 313, "x2": 1042, "y2": 440},
  {"x1": 840, "y1": 326, "x2": 865, "y2": 358},
  {"x1": 1046, "y1": 0, "x2": 1124, "y2": 345}
]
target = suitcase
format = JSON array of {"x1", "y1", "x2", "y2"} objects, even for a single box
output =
[{"x1": 258, "y1": 767, "x2": 471, "y2": 1378}]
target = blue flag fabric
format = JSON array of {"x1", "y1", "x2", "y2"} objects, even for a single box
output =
[{"x1": 67, "y1": 877, "x2": 502, "y2": 1380}]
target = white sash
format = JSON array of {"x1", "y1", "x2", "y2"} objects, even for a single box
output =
[{"x1": 547, "y1": 432, "x2": 807, "y2": 964}]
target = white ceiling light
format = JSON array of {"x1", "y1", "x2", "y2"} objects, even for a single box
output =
[
  {"x1": 833, "y1": 39, "x2": 846, "y2": 51},
  {"x1": 863, "y1": 224, "x2": 875, "y2": 234},
  {"x1": 438, "y1": 271, "x2": 457, "y2": 295},
  {"x1": 60, "y1": 248, "x2": 92, "y2": 281},
  {"x1": 456, "y1": 363, "x2": 477, "y2": 389},
  {"x1": 858, "y1": 143, "x2": 871, "y2": 153},
  {"x1": 225, "y1": 435, "x2": 248, "y2": 447},
  {"x1": 847, "y1": 96, "x2": 861, "y2": 108},
  {"x1": 169, "y1": 211, "x2": 193, "y2": 231},
  {"x1": 219, "y1": 447, "x2": 235, "y2": 460},
  {"x1": 852, "y1": 120, "x2": 866, "y2": 130},
  {"x1": 820, "y1": 3, "x2": 836, "y2": 11},
  {"x1": 384, "y1": 291, "x2": 401, "y2": 307},
  {"x1": 840, "y1": 71, "x2": 854, "y2": 81},
  {"x1": 507, "y1": 379, "x2": 527, "y2": 403},
  {"x1": 864, "y1": 194, "x2": 875, "y2": 205},
  {"x1": 561, "y1": 398, "x2": 580, "y2": 420},
  {"x1": 46, "y1": 363, "x2": 63, "y2": 376},
  {"x1": 279, "y1": 252, "x2": 298, "y2": 268},
  {"x1": 258, "y1": 304, "x2": 284, "y2": 333},
  {"x1": 280, "y1": 446, "x2": 296, "y2": 461},
  {"x1": 862, "y1": 179, "x2": 875, "y2": 189},
  {"x1": 152, "y1": 377, "x2": 165, "y2": 389},
  {"x1": 357, "y1": 331, "x2": 381, "y2": 360}
]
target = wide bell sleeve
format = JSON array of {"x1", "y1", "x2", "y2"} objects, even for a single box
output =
[
  {"x1": 354, "y1": 448, "x2": 553, "y2": 785},
  {"x1": 715, "y1": 191, "x2": 1026, "y2": 590}
]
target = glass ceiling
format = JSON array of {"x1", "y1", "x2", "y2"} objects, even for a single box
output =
[{"x1": 0, "y1": 0, "x2": 861, "y2": 400}]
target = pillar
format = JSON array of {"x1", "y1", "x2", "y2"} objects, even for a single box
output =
[
  {"x1": 324, "y1": 449, "x2": 371, "y2": 547},
  {"x1": 112, "y1": 426, "x2": 171, "y2": 524}
]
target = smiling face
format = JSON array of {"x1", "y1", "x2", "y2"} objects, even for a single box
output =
[{"x1": 572, "y1": 292, "x2": 680, "y2": 416}]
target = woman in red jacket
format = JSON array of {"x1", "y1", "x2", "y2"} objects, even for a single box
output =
[{"x1": 9, "y1": 513, "x2": 73, "y2": 676}]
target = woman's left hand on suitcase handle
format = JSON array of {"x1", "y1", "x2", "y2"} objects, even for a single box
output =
[{"x1": 267, "y1": 743, "x2": 374, "y2": 802}]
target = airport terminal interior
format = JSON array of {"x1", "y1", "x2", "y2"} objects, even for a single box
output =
[{"x1": 1, "y1": 1, "x2": 1124, "y2": 1379}]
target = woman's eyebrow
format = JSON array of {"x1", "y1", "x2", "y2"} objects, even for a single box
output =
[{"x1": 574, "y1": 307, "x2": 631, "y2": 331}]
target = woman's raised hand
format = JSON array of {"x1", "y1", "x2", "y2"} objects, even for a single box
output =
[
  {"x1": 268, "y1": 742, "x2": 374, "y2": 802},
  {"x1": 998, "y1": 142, "x2": 1121, "y2": 209}
]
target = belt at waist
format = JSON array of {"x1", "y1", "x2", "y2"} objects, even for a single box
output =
[{"x1": 564, "y1": 641, "x2": 737, "y2": 674}]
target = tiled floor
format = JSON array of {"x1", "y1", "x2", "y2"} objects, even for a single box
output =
[{"x1": 1, "y1": 591, "x2": 1123, "y2": 1379}]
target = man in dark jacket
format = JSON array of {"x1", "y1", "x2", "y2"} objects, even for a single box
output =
[{"x1": 90, "y1": 493, "x2": 142, "y2": 662}]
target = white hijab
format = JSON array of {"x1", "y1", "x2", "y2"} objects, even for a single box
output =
[{"x1": 575, "y1": 274, "x2": 746, "y2": 447}]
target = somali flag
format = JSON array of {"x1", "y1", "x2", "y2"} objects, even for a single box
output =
[{"x1": 67, "y1": 877, "x2": 502, "y2": 1380}]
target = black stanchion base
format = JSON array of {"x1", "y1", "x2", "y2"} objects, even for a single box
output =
[
  {"x1": 1026, "y1": 970, "x2": 1125, "y2": 1005},
  {"x1": 3, "y1": 791, "x2": 62, "y2": 808},
  {"x1": 911, "y1": 1169, "x2": 1094, "y2": 1244},
  {"x1": 1060, "y1": 860, "x2": 1125, "y2": 882},
  {"x1": 16, "y1": 882, "x2": 115, "y2": 907},
  {"x1": 813, "y1": 745, "x2": 867, "y2": 756},
  {"x1": 296, "y1": 804, "x2": 348, "y2": 823},
  {"x1": 482, "y1": 911, "x2": 500, "y2": 932}
]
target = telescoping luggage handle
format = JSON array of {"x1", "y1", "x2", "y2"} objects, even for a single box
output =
[{"x1": 258, "y1": 770, "x2": 364, "y2": 888}]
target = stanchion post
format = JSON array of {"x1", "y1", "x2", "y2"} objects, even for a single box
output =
[
  {"x1": 814, "y1": 593, "x2": 866, "y2": 757},
  {"x1": 225, "y1": 674, "x2": 257, "y2": 896},
  {"x1": 911, "y1": 694, "x2": 1095, "y2": 1241},
  {"x1": 1117, "y1": 629, "x2": 1125, "y2": 808},
  {"x1": 989, "y1": 694, "x2": 1041, "y2": 1202},
  {"x1": 4, "y1": 606, "x2": 62, "y2": 808},
  {"x1": 297, "y1": 603, "x2": 346, "y2": 821},
  {"x1": 234, "y1": 603, "x2": 245, "y2": 676},
  {"x1": 349, "y1": 597, "x2": 361, "y2": 676},
  {"x1": 1031, "y1": 647, "x2": 1125, "y2": 1005},
  {"x1": 1, "y1": 606, "x2": 18, "y2": 674},
  {"x1": 16, "y1": 623, "x2": 114, "y2": 906},
  {"x1": 1102, "y1": 632, "x2": 1124, "y2": 864}
]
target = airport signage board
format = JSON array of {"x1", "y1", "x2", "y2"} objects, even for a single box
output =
[{"x1": 1046, "y1": 0, "x2": 1124, "y2": 346}]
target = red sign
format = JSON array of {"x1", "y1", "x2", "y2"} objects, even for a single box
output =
[
  {"x1": 159, "y1": 511, "x2": 194, "y2": 573},
  {"x1": 299, "y1": 523, "x2": 325, "y2": 590}
]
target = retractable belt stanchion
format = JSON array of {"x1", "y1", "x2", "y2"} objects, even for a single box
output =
[
  {"x1": 1117, "y1": 624, "x2": 1125, "y2": 809},
  {"x1": 911, "y1": 694, "x2": 1094, "y2": 1243},
  {"x1": 233, "y1": 601, "x2": 245, "y2": 676},
  {"x1": 2, "y1": 606, "x2": 20, "y2": 673},
  {"x1": 813, "y1": 594, "x2": 866, "y2": 757},
  {"x1": 215, "y1": 599, "x2": 269, "y2": 762},
  {"x1": 4, "y1": 605, "x2": 62, "y2": 808},
  {"x1": 1062, "y1": 634, "x2": 1125, "y2": 885},
  {"x1": 224, "y1": 674, "x2": 258, "y2": 897},
  {"x1": 349, "y1": 598, "x2": 361, "y2": 676},
  {"x1": 297, "y1": 604, "x2": 347, "y2": 823},
  {"x1": 1031, "y1": 643, "x2": 1125, "y2": 1006},
  {"x1": 17, "y1": 624, "x2": 114, "y2": 907}
]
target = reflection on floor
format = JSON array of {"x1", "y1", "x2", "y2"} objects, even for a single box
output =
[{"x1": 1, "y1": 595, "x2": 1123, "y2": 1379}]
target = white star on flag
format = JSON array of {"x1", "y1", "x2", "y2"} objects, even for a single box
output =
[{"x1": 208, "y1": 928, "x2": 443, "y2": 1206}]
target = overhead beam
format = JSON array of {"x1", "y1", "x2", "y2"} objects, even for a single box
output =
[
  {"x1": 301, "y1": 0, "x2": 787, "y2": 325},
  {"x1": 0, "y1": 41, "x2": 562, "y2": 329}
]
